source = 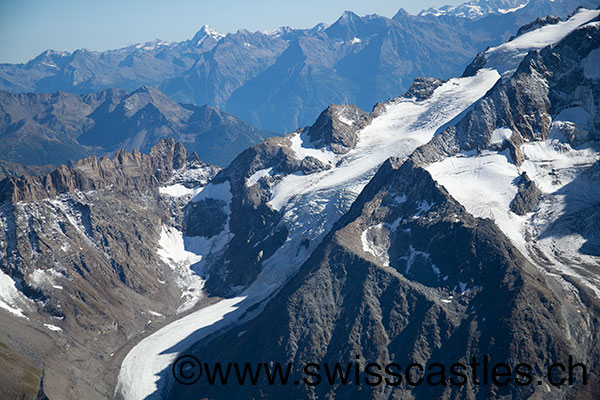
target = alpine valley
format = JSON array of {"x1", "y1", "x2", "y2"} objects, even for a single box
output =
[{"x1": 0, "y1": 1, "x2": 599, "y2": 400}]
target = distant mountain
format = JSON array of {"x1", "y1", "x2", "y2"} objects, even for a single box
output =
[
  {"x1": 419, "y1": 0, "x2": 530, "y2": 18},
  {"x1": 0, "y1": 86, "x2": 273, "y2": 168},
  {"x1": 0, "y1": 160, "x2": 55, "y2": 180},
  {"x1": 1, "y1": 0, "x2": 596, "y2": 132}
]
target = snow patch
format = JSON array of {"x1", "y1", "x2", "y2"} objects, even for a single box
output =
[
  {"x1": 490, "y1": 127, "x2": 513, "y2": 145},
  {"x1": 394, "y1": 194, "x2": 407, "y2": 204},
  {"x1": 246, "y1": 168, "x2": 273, "y2": 188},
  {"x1": 44, "y1": 323, "x2": 62, "y2": 332},
  {"x1": 157, "y1": 226, "x2": 205, "y2": 313},
  {"x1": 415, "y1": 200, "x2": 434, "y2": 216},
  {"x1": 337, "y1": 114, "x2": 355, "y2": 126},
  {"x1": 159, "y1": 184, "x2": 203, "y2": 198},
  {"x1": 401, "y1": 245, "x2": 433, "y2": 275},
  {"x1": 361, "y1": 224, "x2": 391, "y2": 266},
  {"x1": 288, "y1": 131, "x2": 337, "y2": 166},
  {"x1": 0, "y1": 270, "x2": 30, "y2": 319},
  {"x1": 30, "y1": 269, "x2": 64, "y2": 290},
  {"x1": 193, "y1": 181, "x2": 232, "y2": 208}
]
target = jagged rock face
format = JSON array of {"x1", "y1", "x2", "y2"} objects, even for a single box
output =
[
  {"x1": 174, "y1": 159, "x2": 599, "y2": 400},
  {"x1": 0, "y1": 87, "x2": 272, "y2": 167},
  {"x1": 0, "y1": 139, "x2": 200, "y2": 203},
  {"x1": 510, "y1": 172, "x2": 542, "y2": 215},
  {"x1": 0, "y1": 140, "x2": 220, "y2": 399}
]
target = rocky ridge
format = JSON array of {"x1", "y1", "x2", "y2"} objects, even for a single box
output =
[{"x1": 0, "y1": 139, "x2": 220, "y2": 399}]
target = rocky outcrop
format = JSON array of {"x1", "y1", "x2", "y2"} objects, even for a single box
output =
[
  {"x1": 403, "y1": 77, "x2": 447, "y2": 101},
  {"x1": 510, "y1": 172, "x2": 542, "y2": 215},
  {"x1": 0, "y1": 139, "x2": 217, "y2": 203},
  {"x1": 306, "y1": 104, "x2": 371, "y2": 154}
]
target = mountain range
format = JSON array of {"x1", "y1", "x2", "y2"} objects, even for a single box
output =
[
  {"x1": 0, "y1": 85, "x2": 272, "y2": 170},
  {"x1": 1, "y1": 0, "x2": 597, "y2": 132},
  {"x1": 1, "y1": 2, "x2": 600, "y2": 400}
]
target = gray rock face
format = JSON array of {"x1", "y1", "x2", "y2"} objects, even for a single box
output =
[
  {"x1": 510, "y1": 172, "x2": 542, "y2": 215},
  {"x1": 403, "y1": 77, "x2": 447, "y2": 101}
]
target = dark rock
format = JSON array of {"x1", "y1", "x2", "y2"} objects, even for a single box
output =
[
  {"x1": 510, "y1": 172, "x2": 542, "y2": 215},
  {"x1": 403, "y1": 77, "x2": 447, "y2": 101},
  {"x1": 183, "y1": 199, "x2": 228, "y2": 238},
  {"x1": 300, "y1": 156, "x2": 331, "y2": 175}
]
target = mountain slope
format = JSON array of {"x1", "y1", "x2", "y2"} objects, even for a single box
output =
[
  {"x1": 0, "y1": 140, "x2": 221, "y2": 399},
  {"x1": 116, "y1": 41, "x2": 503, "y2": 400}
]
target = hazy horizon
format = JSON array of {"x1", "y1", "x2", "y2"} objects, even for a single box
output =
[{"x1": 0, "y1": 0, "x2": 464, "y2": 63}]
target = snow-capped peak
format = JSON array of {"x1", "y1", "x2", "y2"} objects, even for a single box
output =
[
  {"x1": 419, "y1": 0, "x2": 530, "y2": 19},
  {"x1": 134, "y1": 39, "x2": 171, "y2": 51},
  {"x1": 192, "y1": 24, "x2": 226, "y2": 46},
  {"x1": 266, "y1": 26, "x2": 293, "y2": 37}
]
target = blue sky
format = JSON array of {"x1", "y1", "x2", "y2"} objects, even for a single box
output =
[{"x1": 0, "y1": 0, "x2": 463, "y2": 63}]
